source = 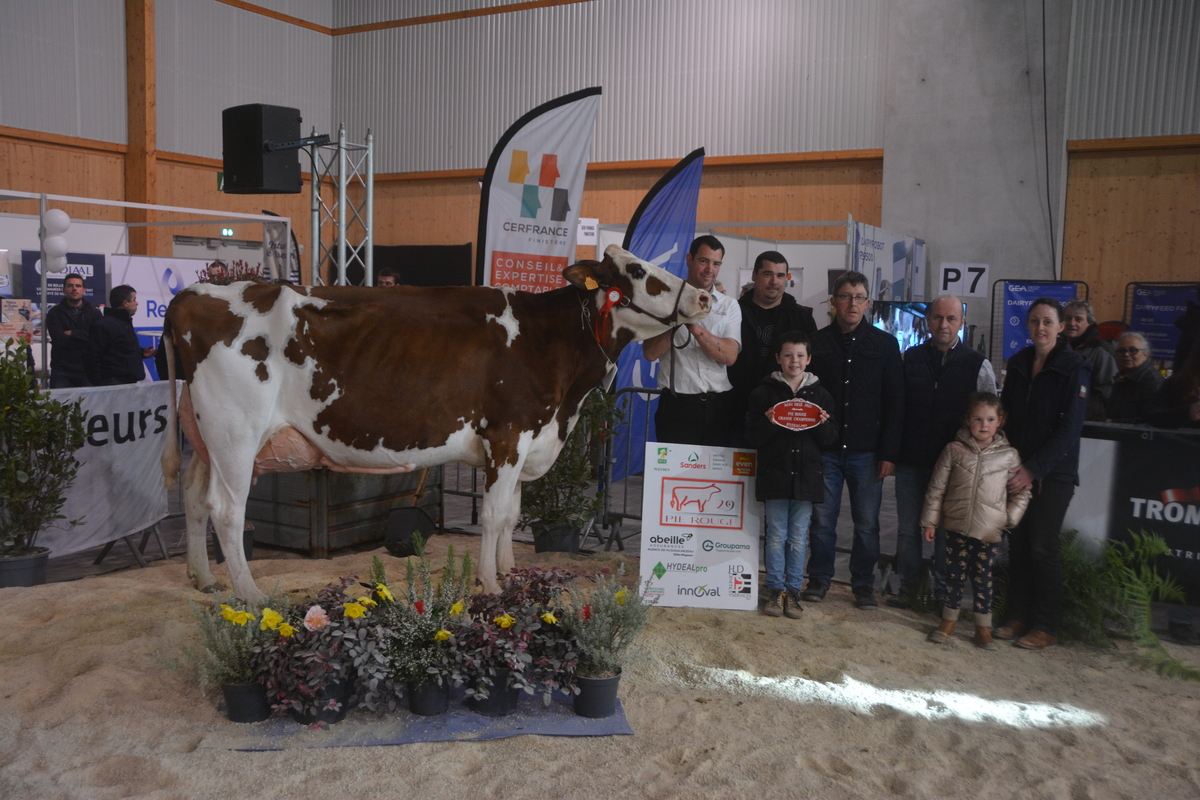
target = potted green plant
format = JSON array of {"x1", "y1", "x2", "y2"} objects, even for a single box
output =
[
  {"x1": 517, "y1": 389, "x2": 623, "y2": 552},
  {"x1": 448, "y1": 566, "x2": 578, "y2": 716},
  {"x1": 376, "y1": 545, "x2": 474, "y2": 716},
  {"x1": 0, "y1": 338, "x2": 86, "y2": 587},
  {"x1": 255, "y1": 576, "x2": 397, "y2": 725},
  {"x1": 187, "y1": 590, "x2": 290, "y2": 722},
  {"x1": 561, "y1": 564, "x2": 657, "y2": 718}
]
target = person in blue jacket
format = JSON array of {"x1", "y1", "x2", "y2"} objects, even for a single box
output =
[
  {"x1": 90, "y1": 284, "x2": 155, "y2": 385},
  {"x1": 996, "y1": 297, "x2": 1091, "y2": 651}
]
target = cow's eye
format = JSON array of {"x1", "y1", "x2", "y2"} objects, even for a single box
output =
[{"x1": 631, "y1": 267, "x2": 646, "y2": 280}]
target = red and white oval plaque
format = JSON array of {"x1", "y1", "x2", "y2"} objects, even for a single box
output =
[{"x1": 768, "y1": 398, "x2": 824, "y2": 431}]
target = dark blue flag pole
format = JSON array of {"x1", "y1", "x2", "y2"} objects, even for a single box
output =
[{"x1": 610, "y1": 148, "x2": 705, "y2": 481}]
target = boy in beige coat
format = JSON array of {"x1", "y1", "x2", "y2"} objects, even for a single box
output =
[{"x1": 921, "y1": 393, "x2": 1031, "y2": 649}]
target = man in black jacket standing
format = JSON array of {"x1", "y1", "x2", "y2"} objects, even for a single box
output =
[
  {"x1": 727, "y1": 251, "x2": 817, "y2": 445},
  {"x1": 45, "y1": 273, "x2": 102, "y2": 388},
  {"x1": 891, "y1": 295, "x2": 996, "y2": 607},
  {"x1": 801, "y1": 271, "x2": 904, "y2": 609},
  {"x1": 91, "y1": 284, "x2": 155, "y2": 385}
]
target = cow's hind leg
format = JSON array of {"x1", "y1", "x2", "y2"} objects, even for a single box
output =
[
  {"x1": 206, "y1": 462, "x2": 266, "y2": 603},
  {"x1": 478, "y1": 459, "x2": 524, "y2": 595},
  {"x1": 183, "y1": 456, "x2": 220, "y2": 592}
]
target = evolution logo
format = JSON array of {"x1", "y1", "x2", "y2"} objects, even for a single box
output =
[{"x1": 507, "y1": 149, "x2": 571, "y2": 225}]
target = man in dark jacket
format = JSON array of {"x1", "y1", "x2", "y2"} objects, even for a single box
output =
[
  {"x1": 801, "y1": 271, "x2": 904, "y2": 609},
  {"x1": 91, "y1": 284, "x2": 155, "y2": 385},
  {"x1": 891, "y1": 295, "x2": 996, "y2": 606},
  {"x1": 727, "y1": 251, "x2": 817, "y2": 445},
  {"x1": 45, "y1": 273, "x2": 102, "y2": 387},
  {"x1": 1063, "y1": 300, "x2": 1116, "y2": 420}
]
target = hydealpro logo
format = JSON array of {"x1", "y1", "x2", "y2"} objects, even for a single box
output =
[{"x1": 509, "y1": 149, "x2": 570, "y2": 222}]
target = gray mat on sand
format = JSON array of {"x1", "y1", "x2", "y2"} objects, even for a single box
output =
[{"x1": 201, "y1": 691, "x2": 632, "y2": 751}]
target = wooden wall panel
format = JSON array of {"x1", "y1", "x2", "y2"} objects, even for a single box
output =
[
  {"x1": 1062, "y1": 147, "x2": 1200, "y2": 322},
  {"x1": 0, "y1": 133, "x2": 126, "y2": 223}
]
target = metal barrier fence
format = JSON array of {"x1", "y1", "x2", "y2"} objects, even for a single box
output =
[{"x1": 587, "y1": 385, "x2": 662, "y2": 552}]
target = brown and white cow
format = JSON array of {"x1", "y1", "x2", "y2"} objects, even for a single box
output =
[{"x1": 161, "y1": 244, "x2": 710, "y2": 600}]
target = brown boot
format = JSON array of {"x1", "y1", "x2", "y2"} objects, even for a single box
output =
[
  {"x1": 927, "y1": 619, "x2": 957, "y2": 644},
  {"x1": 974, "y1": 626, "x2": 998, "y2": 651},
  {"x1": 993, "y1": 620, "x2": 1026, "y2": 641}
]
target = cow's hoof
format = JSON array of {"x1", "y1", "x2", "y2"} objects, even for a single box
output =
[{"x1": 200, "y1": 581, "x2": 227, "y2": 594}]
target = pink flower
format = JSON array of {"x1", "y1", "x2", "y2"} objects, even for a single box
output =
[
  {"x1": 303, "y1": 605, "x2": 330, "y2": 631},
  {"x1": 414, "y1": 601, "x2": 426, "y2": 614}
]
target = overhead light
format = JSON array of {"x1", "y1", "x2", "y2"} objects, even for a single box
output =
[{"x1": 221, "y1": 228, "x2": 234, "y2": 237}]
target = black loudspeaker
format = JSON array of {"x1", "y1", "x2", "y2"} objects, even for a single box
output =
[
  {"x1": 222, "y1": 104, "x2": 303, "y2": 194},
  {"x1": 383, "y1": 507, "x2": 437, "y2": 558}
]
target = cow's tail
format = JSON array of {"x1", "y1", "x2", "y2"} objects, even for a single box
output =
[{"x1": 161, "y1": 320, "x2": 181, "y2": 488}]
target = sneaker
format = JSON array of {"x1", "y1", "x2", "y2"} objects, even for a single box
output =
[
  {"x1": 784, "y1": 590, "x2": 804, "y2": 619},
  {"x1": 853, "y1": 586, "x2": 879, "y2": 610},
  {"x1": 801, "y1": 583, "x2": 827, "y2": 603},
  {"x1": 763, "y1": 589, "x2": 783, "y2": 617}
]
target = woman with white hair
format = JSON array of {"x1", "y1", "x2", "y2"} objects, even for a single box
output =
[{"x1": 1107, "y1": 332, "x2": 1163, "y2": 423}]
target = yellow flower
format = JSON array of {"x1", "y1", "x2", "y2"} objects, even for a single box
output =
[
  {"x1": 343, "y1": 602, "x2": 367, "y2": 619},
  {"x1": 278, "y1": 622, "x2": 297, "y2": 638},
  {"x1": 434, "y1": 629, "x2": 451, "y2": 641},
  {"x1": 375, "y1": 583, "x2": 394, "y2": 602},
  {"x1": 259, "y1": 608, "x2": 283, "y2": 631},
  {"x1": 219, "y1": 604, "x2": 237, "y2": 622},
  {"x1": 450, "y1": 601, "x2": 464, "y2": 616},
  {"x1": 494, "y1": 613, "x2": 515, "y2": 629},
  {"x1": 356, "y1": 596, "x2": 377, "y2": 609},
  {"x1": 615, "y1": 589, "x2": 629, "y2": 605},
  {"x1": 541, "y1": 612, "x2": 558, "y2": 625},
  {"x1": 220, "y1": 604, "x2": 255, "y2": 625}
]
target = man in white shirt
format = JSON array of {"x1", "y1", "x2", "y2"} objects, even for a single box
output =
[{"x1": 643, "y1": 236, "x2": 742, "y2": 446}]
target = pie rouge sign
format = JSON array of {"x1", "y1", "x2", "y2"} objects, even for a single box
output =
[{"x1": 768, "y1": 399, "x2": 824, "y2": 431}]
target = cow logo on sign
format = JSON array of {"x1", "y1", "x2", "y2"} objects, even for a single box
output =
[{"x1": 661, "y1": 478, "x2": 744, "y2": 529}]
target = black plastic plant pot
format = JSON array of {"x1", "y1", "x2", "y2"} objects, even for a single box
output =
[
  {"x1": 573, "y1": 671, "x2": 621, "y2": 718},
  {"x1": 221, "y1": 682, "x2": 271, "y2": 723},
  {"x1": 407, "y1": 680, "x2": 451, "y2": 716}
]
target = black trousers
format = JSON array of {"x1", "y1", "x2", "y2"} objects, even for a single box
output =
[
  {"x1": 1005, "y1": 479, "x2": 1075, "y2": 636},
  {"x1": 654, "y1": 391, "x2": 733, "y2": 447}
]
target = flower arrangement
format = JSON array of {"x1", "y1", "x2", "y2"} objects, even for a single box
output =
[
  {"x1": 255, "y1": 576, "x2": 400, "y2": 718},
  {"x1": 376, "y1": 545, "x2": 473, "y2": 687},
  {"x1": 195, "y1": 258, "x2": 268, "y2": 286},
  {"x1": 187, "y1": 590, "x2": 289, "y2": 689},
  {"x1": 449, "y1": 566, "x2": 579, "y2": 704},
  {"x1": 561, "y1": 564, "x2": 658, "y2": 679}
]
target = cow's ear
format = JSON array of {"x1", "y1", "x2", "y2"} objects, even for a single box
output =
[{"x1": 564, "y1": 260, "x2": 605, "y2": 290}]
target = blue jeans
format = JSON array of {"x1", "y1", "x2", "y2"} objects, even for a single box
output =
[
  {"x1": 806, "y1": 450, "x2": 882, "y2": 591},
  {"x1": 893, "y1": 463, "x2": 947, "y2": 600},
  {"x1": 763, "y1": 499, "x2": 813, "y2": 592}
]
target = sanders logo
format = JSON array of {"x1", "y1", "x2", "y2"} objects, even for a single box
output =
[{"x1": 681, "y1": 452, "x2": 706, "y2": 469}]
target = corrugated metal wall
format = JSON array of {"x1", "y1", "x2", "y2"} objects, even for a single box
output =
[
  {"x1": 254, "y1": 0, "x2": 333, "y2": 28},
  {"x1": 0, "y1": 0, "x2": 127, "y2": 143},
  {"x1": 1068, "y1": 0, "x2": 1200, "y2": 139},
  {"x1": 156, "y1": 0, "x2": 333, "y2": 160},
  {"x1": 334, "y1": 0, "x2": 519, "y2": 28},
  {"x1": 333, "y1": 0, "x2": 889, "y2": 173}
]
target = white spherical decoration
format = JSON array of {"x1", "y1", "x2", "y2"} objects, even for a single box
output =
[
  {"x1": 43, "y1": 235, "x2": 69, "y2": 258},
  {"x1": 43, "y1": 208, "x2": 71, "y2": 235},
  {"x1": 44, "y1": 255, "x2": 68, "y2": 274}
]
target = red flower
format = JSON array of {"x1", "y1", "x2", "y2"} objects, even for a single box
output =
[
  {"x1": 414, "y1": 601, "x2": 425, "y2": 614},
  {"x1": 581, "y1": 605, "x2": 592, "y2": 621}
]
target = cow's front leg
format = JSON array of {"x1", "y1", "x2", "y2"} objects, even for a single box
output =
[
  {"x1": 478, "y1": 458, "x2": 523, "y2": 595},
  {"x1": 183, "y1": 457, "x2": 220, "y2": 592}
]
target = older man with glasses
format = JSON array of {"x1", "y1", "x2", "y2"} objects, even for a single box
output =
[
  {"x1": 1107, "y1": 332, "x2": 1163, "y2": 423},
  {"x1": 801, "y1": 271, "x2": 904, "y2": 609}
]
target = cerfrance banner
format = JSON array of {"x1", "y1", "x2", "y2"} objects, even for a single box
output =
[
  {"x1": 1001, "y1": 281, "x2": 1079, "y2": 359},
  {"x1": 21, "y1": 250, "x2": 106, "y2": 331},
  {"x1": 639, "y1": 442, "x2": 760, "y2": 610},
  {"x1": 611, "y1": 148, "x2": 705, "y2": 481},
  {"x1": 38, "y1": 382, "x2": 173, "y2": 557},
  {"x1": 846, "y1": 219, "x2": 926, "y2": 301},
  {"x1": 1129, "y1": 283, "x2": 1199, "y2": 361},
  {"x1": 477, "y1": 87, "x2": 601, "y2": 290}
]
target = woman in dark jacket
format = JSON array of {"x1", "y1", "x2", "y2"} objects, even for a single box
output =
[
  {"x1": 996, "y1": 298, "x2": 1090, "y2": 651},
  {"x1": 745, "y1": 331, "x2": 837, "y2": 618}
]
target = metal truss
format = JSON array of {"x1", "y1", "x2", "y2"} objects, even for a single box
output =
[{"x1": 308, "y1": 124, "x2": 374, "y2": 285}]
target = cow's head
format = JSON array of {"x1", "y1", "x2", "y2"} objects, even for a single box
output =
[{"x1": 564, "y1": 244, "x2": 710, "y2": 342}]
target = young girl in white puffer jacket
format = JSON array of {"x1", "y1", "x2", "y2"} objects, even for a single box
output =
[{"x1": 920, "y1": 392, "x2": 1031, "y2": 650}]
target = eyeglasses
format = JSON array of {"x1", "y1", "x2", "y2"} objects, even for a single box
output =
[
  {"x1": 834, "y1": 293, "x2": 870, "y2": 305},
  {"x1": 1114, "y1": 348, "x2": 1146, "y2": 355}
]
